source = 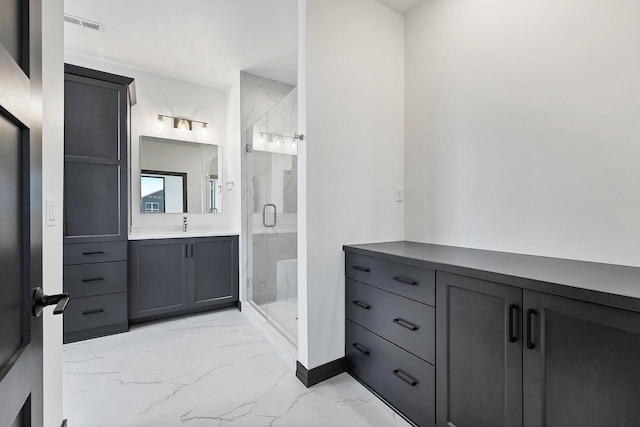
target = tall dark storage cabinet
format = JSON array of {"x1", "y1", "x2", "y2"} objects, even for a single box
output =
[{"x1": 63, "y1": 64, "x2": 133, "y2": 343}]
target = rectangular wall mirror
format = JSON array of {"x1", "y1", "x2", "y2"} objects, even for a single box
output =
[{"x1": 139, "y1": 136, "x2": 222, "y2": 214}]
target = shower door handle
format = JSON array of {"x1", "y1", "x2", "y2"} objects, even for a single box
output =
[{"x1": 263, "y1": 204, "x2": 277, "y2": 228}]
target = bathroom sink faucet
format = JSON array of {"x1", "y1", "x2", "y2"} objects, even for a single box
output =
[{"x1": 183, "y1": 216, "x2": 188, "y2": 232}]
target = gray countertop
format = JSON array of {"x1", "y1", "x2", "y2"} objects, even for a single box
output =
[{"x1": 344, "y1": 241, "x2": 640, "y2": 311}]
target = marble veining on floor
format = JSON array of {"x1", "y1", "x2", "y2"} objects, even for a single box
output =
[{"x1": 63, "y1": 309, "x2": 410, "y2": 427}]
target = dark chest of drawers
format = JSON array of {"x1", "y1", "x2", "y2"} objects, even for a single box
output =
[{"x1": 345, "y1": 252, "x2": 436, "y2": 426}]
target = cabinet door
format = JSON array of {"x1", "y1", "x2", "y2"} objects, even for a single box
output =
[
  {"x1": 64, "y1": 162, "x2": 121, "y2": 239},
  {"x1": 63, "y1": 72, "x2": 128, "y2": 243},
  {"x1": 129, "y1": 239, "x2": 190, "y2": 320},
  {"x1": 523, "y1": 290, "x2": 640, "y2": 427},
  {"x1": 436, "y1": 272, "x2": 523, "y2": 427},
  {"x1": 190, "y1": 236, "x2": 239, "y2": 308}
]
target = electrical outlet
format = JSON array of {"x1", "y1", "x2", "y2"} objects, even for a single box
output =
[{"x1": 396, "y1": 186, "x2": 404, "y2": 203}]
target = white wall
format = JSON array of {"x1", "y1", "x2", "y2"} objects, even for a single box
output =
[
  {"x1": 63, "y1": 53, "x2": 241, "y2": 234},
  {"x1": 405, "y1": 0, "x2": 640, "y2": 267},
  {"x1": 43, "y1": 1, "x2": 64, "y2": 426},
  {"x1": 301, "y1": 0, "x2": 405, "y2": 369}
]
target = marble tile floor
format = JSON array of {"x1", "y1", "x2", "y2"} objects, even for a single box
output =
[{"x1": 63, "y1": 309, "x2": 411, "y2": 427}]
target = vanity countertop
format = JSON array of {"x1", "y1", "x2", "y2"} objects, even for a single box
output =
[
  {"x1": 344, "y1": 241, "x2": 640, "y2": 311},
  {"x1": 128, "y1": 229, "x2": 239, "y2": 240}
]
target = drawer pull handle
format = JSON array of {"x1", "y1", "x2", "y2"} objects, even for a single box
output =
[
  {"x1": 352, "y1": 300, "x2": 371, "y2": 310},
  {"x1": 82, "y1": 308, "x2": 104, "y2": 316},
  {"x1": 82, "y1": 277, "x2": 105, "y2": 283},
  {"x1": 393, "y1": 318, "x2": 419, "y2": 331},
  {"x1": 82, "y1": 251, "x2": 105, "y2": 256},
  {"x1": 527, "y1": 309, "x2": 537, "y2": 350},
  {"x1": 509, "y1": 304, "x2": 519, "y2": 343},
  {"x1": 393, "y1": 369, "x2": 419, "y2": 387},
  {"x1": 352, "y1": 266, "x2": 371, "y2": 273},
  {"x1": 392, "y1": 276, "x2": 419, "y2": 286},
  {"x1": 352, "y1": 343, "x2": 370, "y2": 355}
]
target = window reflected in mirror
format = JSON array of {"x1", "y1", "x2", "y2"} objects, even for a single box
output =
[{"x1": 141, "y1": 171, "x2": 187, "y2": 213}]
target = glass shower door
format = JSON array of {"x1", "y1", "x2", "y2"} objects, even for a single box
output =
[{"x1": 249, "y1": 89, "x2": 298, "y2": 343}]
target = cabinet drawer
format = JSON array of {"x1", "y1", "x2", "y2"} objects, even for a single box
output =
[
  {"x1": 64, "y1": 293, "x2": 127, "y2": 335},
  {"x1": 64, "y1": 241, "x2": 127, "y2": 265},
  {"x1": 346, "y1": 319, "x2": 435, "y2": 427},
  {"x1": 346, "y1": 253, "x2": 435, "y2": 306},
  {"x1": 346, "y1": 279, "x2": 435, "y2": 364},
  {"x1": 64, "y1": 261, "x2": 127, "y2": 298}
]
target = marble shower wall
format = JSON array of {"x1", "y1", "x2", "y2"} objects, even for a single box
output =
[
  {"x1": 251, "y1": 232, "x2": 297, "y2": 305},
  {"x1": 240, "y1": 72, "x2": 298, "y2": 308}
]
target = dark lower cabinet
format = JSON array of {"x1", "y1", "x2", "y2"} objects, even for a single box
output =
[
  {"x1": 436, "y1": 272, "x2": 523, "y2": 427},
  {"x1": 192, "y1": 237, "x2": 239, "y2": 307},
  {"x1": 345, "y1": 243, "x2": 640, "y2": 427},
  {"x1": 436, "y1": 272, "x2": 640, "y2": 427},
  {"x1": 129, "y1": 235, "x2": 239, "y2": 322},
  {"x1": 523, "y1": 290, "x2": 640, "y2": 427},
  {"x1": 129, "y1": 239, "x2": 190, "y2": 321}
]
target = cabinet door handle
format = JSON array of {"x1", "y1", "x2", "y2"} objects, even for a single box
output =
[
  {"x1": 392, "y1": 369, "x2": 419, "y2": 387},
  {"x1": 352, "y1": 300, "x2": 371, "y2": 310},
  {"x1": 351, "y1": 265, "x2": 370, "y2": 273},
  {"x1": 82, "y1": 277, "x2": 104, "y2": 283},
  {"x1": 352, "y1": 342, "x2": 370, "y2": 355},
  {"x1": 185, "y1": 245, "x2": 189, "y2": 258},
  {"x1": 527, "y1": 309, "x2": 537, "y2": 349},
  {"x1": 393, "y1": 318, "x2": 419, "y2": 331},
  {"x1": 82, "y1": 251, "x2": 104, "y2": 256},
  {"x1": 393, "y1": 276, "x2": 419, "y2": 286},
  {"x1": 82, "y1": 308, "x2": 104, "y2": 316},
  {"x1": 190, "y1": 244, "x2": 194, "y2": 258},
  {"x1": 509, "y1": 304, "x2": 519, "y2": 343}
]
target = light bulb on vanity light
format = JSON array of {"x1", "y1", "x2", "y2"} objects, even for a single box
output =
[
  {"x1": 177, "y1": 119, "x2": 190, "y2": 135},
  {"x1": 155, "y1": 115, "x2": 166, "y2": 132},
  {"x1": 200, "y1": 123, "x2": 209, "y2": 140}
]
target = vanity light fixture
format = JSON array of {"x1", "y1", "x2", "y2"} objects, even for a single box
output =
[{"x1": 156, "y1": 114, "x2": 209, "y2": 137}]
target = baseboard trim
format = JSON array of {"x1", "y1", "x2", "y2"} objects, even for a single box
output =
[{"x1": 296, "y1": 358, "x2": 347, "y2": 388}]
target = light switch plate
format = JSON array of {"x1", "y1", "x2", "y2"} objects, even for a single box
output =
[
  {"x1": 45, "y1": 198, "x2": 56, "y2": 227},
  {"x1": 396, "y1": 186, "x2": 404, "y2": 203}
]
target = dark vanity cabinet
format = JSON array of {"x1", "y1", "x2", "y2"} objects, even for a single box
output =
[
  {"x1": 344, "y1": 242, "x2": 640, "y2": 427},
  {"x1": 63, "y1": 65, "x2": 133, "y2": 343},
  {"x1": 129, "y1": 236, "x2": 239, "y2": 322}
]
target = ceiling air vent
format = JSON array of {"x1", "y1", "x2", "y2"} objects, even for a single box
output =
[{"x1": 64, "y1": 14, "x2": 105, "y2": 32}]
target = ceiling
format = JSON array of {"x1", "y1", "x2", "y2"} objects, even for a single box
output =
[
  {"x1": 374, "y1": 0, "x2": 423, "y2": 15},
  {"x1": 64, "y1": 0, "x2": 298, "y2": 88}
]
